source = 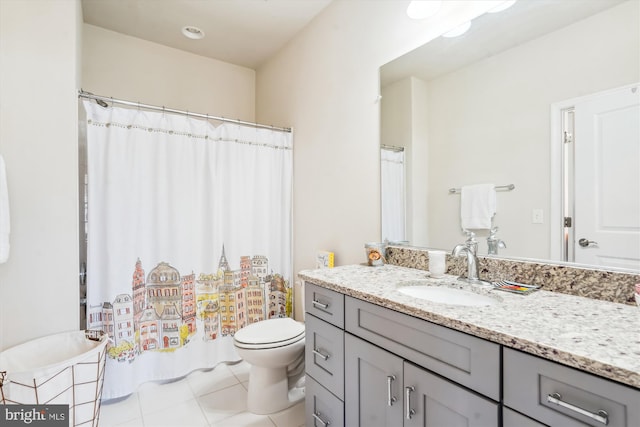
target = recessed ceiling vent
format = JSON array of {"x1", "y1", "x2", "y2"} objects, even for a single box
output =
[{"x1": 181, "y1": 26, "x2": 205, "y2": 40}]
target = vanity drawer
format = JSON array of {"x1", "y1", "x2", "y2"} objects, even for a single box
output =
[
  {"x1": 305, "y1": 282, "x2": 344, "y2": 328},
  {"x1": 345, "y1": 296, "x2": 500, "y2": 400},
  {"x1": 504, "y1": 348, "x2": 640, "y2": 427},
  {"x1": 306, "y1": 375, "x2": 344, "y2": 427},
  {"x1": 305, "y1": 313, "x2": 345, "y2": 400}
]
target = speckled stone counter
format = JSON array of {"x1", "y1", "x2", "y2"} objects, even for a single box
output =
[
  {"x1": 386, "y1": 245, "x2": 640, "y2": 305},
  {"x1": 298, "y1": 264, "x2": 640, "y2": 389}
]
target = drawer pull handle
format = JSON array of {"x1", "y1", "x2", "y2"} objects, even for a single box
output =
[
  {"x1": 312, "y1": 410, "x2": 330, "y2": 426},
  {"x1": 312, "y1": 299, "x2": 329, "y2": 310},
  {"x1": 312, "y1": 348, "x2": 330, "y2": 360},
  {"x1": 387, "y1": 375, "x2": 397, "y2": 406},
  {"x1": 547, "y1": 393, "x2": 609, "y2": 425},
  {"x1": 405, "y1": 386, "x2": 416, "y2": 420}
]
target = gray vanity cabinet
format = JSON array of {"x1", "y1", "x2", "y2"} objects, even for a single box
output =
[
  {"x1": 304, "y1": 281, "x2": 502, "y2": 427},
  {"x1": 345, "y1": 333, "x2": 499, "y2": 427},
  {"x1": 304, "y1": 278, "x2": 640, "y2": 427}
]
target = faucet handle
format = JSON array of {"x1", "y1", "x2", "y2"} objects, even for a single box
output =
[
  {"x1": 462, "y1": 231, "x2": 478, "y2": 255},
  {"x1": 463, "y1": 230, "x2": 476, "y2": 241}
]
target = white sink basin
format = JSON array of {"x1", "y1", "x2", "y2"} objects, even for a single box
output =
[{"x1": 397, "y1": 284, "x2": 498, "y2": 307}]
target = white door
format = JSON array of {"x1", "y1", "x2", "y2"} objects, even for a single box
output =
[{"x1": 574, "y1": 84, "x2": 640, "y2": 270}]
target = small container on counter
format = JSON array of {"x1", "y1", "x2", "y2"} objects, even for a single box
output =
[{"x1": 365, "y1": 242, "x2": 386, "y2": 267}]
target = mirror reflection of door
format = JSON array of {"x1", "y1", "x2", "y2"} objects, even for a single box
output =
[
  {"x1": 381, "y1": 146, "x2": 406, "y2": 243},
  {"x1": 562, "y1": 84, "x2": 640, "y2": 270}
]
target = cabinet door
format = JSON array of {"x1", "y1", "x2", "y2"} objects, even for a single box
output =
[
  {"x1": 404, "y1": 362, "x2": 499, "y2": 427},
  {"x1": 345, "y1": 333, "x2": 404, "y2": 427}
]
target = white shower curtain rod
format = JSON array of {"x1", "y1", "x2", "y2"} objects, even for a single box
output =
[{"x1": 78, "y1": 90, "x2": 292, "y2": 133}]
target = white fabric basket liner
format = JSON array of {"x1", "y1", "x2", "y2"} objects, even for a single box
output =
[
  {"x1": 0, "y1": 330, "x2": 107, "y2": 383},
  {"x1": 0, "y1": 330, "x2": 108, "y2": 426}
]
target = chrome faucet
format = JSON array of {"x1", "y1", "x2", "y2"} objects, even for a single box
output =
[
  {"x1": 452, "y1": 232, "x2": 489, "y2": 285},
  {"x1": 487, "y1": 227, "x2": 506, "y2": 255}
]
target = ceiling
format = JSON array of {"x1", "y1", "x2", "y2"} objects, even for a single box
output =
[
  {"x1": 381, "y1": 0, "x2": 625, "y2": 86},
  {"x1": 81, "y1": 0, "x2": 333, "y2": 69}
]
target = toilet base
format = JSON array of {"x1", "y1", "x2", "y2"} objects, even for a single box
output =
[{"x1": 246, "y1": 365, "x2": 305, "y2": 415}]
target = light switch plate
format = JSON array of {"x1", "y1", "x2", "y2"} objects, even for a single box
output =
[{"x1": 532, "y1": 209, "x2": 544, "y2": 224}]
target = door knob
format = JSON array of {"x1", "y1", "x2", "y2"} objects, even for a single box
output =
[{"x1": 578, "y1": 238, "x2": 598, "y2": 247}]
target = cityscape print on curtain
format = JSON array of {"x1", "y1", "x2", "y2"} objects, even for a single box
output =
[
  {"x1": 88, "y1": 246, "x2": 292, "y2": 363},
  {"x1": 82, "y1": 100, "x2": 293, "y2": 399}
]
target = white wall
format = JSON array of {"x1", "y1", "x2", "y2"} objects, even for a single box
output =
[
  {"x1": 0, "y1": 0, "x2": 81, "y2": 350},
  {"x1": 424, "y1": 0, "x2": 639, "y2": 259},
  {"x1": 410, "y1": 77, "x2": 430, "y2": 247},
  {"x1": 82, "y1": 24, "x2": 256, "y2": 120},
  {"x1": 256, "y1": 1, "x2": 496, "y2": 290}
]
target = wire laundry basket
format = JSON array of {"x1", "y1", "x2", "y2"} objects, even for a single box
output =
[{"x1": 0, "y1": 330, "x2": 108, "y2": 427}]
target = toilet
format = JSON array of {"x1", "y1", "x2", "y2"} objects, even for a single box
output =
[{"x1": 233, "y1": 317, "x2": 306, "y2": 415}]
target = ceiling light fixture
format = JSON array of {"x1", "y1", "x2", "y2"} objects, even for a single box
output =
[
  {"x1": 181, "y1": 26, "x2": 205, "y2": 40},
  {"x1": 442, "y1": 21, "x2": 471, "y2": 38},
  {"x1": 488, "y1": 0, "x2": 517, "y2": 13},
  {"x1": 406, "y1": 0, "x2": 442, "y2": 20}
]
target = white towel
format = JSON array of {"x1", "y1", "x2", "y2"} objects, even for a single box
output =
[
  {"x1": 460, "y1": 184, "x2": 496, "y2": 230},
  {"x1": 0, "y1": 155, "x2": 10, "y2": 263}
]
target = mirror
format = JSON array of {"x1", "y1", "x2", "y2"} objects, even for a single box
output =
[{"x1": 380, "y1": 0, "x2": 639, "y2": 271}]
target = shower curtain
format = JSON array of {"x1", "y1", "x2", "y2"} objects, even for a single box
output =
[
  {"x1": 381, "y1": 147, "x2": 406, "y2": 242},
  {"x1": 82, "y1": 101, "x2": 293, "y2": 399}
]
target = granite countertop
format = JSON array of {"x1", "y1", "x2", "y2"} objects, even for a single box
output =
[{"x1": 298, "y1": 264, "x2": 640, "y2": 389}]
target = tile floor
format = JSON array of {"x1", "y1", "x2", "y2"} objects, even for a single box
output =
[{"x1": 98, "y1": 361, "x2": 305, "y2": 427}]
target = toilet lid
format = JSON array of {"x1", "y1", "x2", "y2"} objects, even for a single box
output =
[{"x1": 234, "y1": 318, "x2": 305, "y2": 347}]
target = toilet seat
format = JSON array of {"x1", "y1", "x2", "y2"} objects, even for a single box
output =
[{"x1": 234, "y1": 317, "x2": 305, "y2": 350}]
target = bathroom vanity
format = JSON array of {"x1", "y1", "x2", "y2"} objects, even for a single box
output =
[{"x1": 300, "y1": 264, "x2": 640, "y2": 427}]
